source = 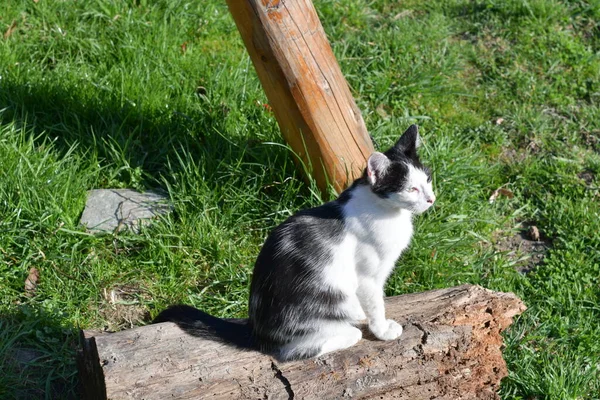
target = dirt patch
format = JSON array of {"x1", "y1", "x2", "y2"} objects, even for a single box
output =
[
  {"x1": 578, "y1": 169, "x2": 595, "y2": 186},
  {"x1": 581, "y1": 130, "x2": 600, "y2": 153},
  {"x1": 499, "y1": 147, "x2": 527, "y2": 164},
  {"x1": 499, "y1": 137, "x2": 543, "y2": 164},
  {"x1": 494, "y1": 223, "x2": 550, "y2": 274},
  {"x1": 98, "y1": 283, "x2": 151, "y2": 331}
]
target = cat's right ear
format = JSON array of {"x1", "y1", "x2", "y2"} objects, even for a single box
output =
[
  {"x1": 384, "y1": 125, "x2": 421, "y2": 163},
  {"x1": 394, "y1": 124, "x2": 420, "y2": 153},
  {"x1": 367, "y1": 152, "x2": 390, "y2": 185}
]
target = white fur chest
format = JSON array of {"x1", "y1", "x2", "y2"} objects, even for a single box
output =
[
  {"x1": 367, "y1": 210, "x2": 413, "y2": 256},
  {"x1": 347, "y1": 209, "x2": 412, "y2": 260},
  {"x1": 342, "y1": 186, "x2": 414, "y2": 278}
]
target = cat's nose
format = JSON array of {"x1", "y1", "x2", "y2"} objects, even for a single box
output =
[{"x1": 427, "y1": 196, "x2": 435, "y2": 204}]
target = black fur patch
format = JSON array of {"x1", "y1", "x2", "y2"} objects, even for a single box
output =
[
  {"x1": 249, "y1": 201, "x2": 348, "y2": 348},
  {"x1": 154, "y1": 305, "x2": 253, "y2": 349},
  {"x1": 370, "y1": 161, "x2": 410, "y2": 198}
]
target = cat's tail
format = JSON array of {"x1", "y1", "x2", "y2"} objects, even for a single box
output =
[{"x1": 153, "y1": 305, "x2": 254, "y2": 350}]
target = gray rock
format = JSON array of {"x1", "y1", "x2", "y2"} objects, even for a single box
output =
[{"x1": 80, "y1": 189, "x2": 172, "y2": 234}]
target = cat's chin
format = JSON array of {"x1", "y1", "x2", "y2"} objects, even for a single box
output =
[
  {"x1": 388, "y1": 202, "x2": 433, "y2": 214},
  {"x1": 412, "y1": 204, "x2": 434, "y2": 215},
  {"x1": 383, "y1": 199, "x2": 432, "y2": 214}
]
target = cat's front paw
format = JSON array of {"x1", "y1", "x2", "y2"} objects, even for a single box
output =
[{"x1": 370, "y1": 319, "x2": 403, "y2": 341}]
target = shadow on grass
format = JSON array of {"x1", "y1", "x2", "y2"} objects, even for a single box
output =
[
  {"x1": 0, "y1": 74, "x2": 318, "y2": 398},
  {"x1": 0, "y1": 79, "x2": 296, "y2": 193},
  {"x1": 0, "y1": 307, "x2": 79, "y2": 400},
  {"x1": 0, "y1": 79, "x2": 304, "y2": 399}
]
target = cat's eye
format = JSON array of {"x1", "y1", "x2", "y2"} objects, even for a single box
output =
[{"x1": 409, "y1": 187, "x2": 419, "y2": 193}]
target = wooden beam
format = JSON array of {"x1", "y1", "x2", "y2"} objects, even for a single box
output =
[
  {"x1": 226, "y1": 0, "x2": 375, "y2": 193},
  {"x1": 77, "y1": 285, "x2": 526, "y2": 399}
]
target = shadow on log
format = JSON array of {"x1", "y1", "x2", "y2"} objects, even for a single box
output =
[{"x1": 78, "y1": 285, "x2": 525, "y2": 399}]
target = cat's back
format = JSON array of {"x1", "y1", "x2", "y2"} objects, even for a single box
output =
[{"x1": 254, "y1": 200, "x2": 347, "y2": 272}]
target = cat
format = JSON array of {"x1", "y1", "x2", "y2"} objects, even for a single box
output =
[{"x1": 155, "y1": 124, "x2": 435, "y2": 361}]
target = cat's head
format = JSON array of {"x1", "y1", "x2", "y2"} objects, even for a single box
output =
[{"x1": 365, "y1": 125, "x2": 435, "y2": 214}]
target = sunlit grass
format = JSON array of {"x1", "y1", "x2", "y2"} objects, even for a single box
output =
[{"x1": 1, "y1": 0, "x2": 599, "y2": 398}]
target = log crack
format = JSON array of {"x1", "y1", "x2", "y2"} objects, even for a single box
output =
[
  {"x1": 413, "y1": 322, "x2": 429, "y2": 345},
  {"x1": 271, "y1": 361, "x2": 294, "y2": 399}
]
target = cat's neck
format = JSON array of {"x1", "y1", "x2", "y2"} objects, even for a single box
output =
[{"x1": 341, "y1": 183, "x2": 414, "y2": 251}]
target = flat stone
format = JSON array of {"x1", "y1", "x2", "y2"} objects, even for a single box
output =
[{"x1": 80, "y1": 189, "x2": 172, "y2": 234}]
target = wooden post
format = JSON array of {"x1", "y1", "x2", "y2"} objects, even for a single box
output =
[
  {"x1": 226, "y1": 0, "x2": 375, "y2": 194},
  {"x1": 77, "y1": 285, "x2": 526, "y2": 399}
]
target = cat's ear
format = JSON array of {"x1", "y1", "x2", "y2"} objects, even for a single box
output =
[
  {"x1": 393, "y1": 124, "x2": 421, "y2": 154},
  {"x1": 367, "y1": 152, "x2": 390, "y2": 185}
]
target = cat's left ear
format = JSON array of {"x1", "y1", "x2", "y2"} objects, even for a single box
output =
[
  {"x1": 394, "y1": 124, "x2": 421, "y2": 154},
  {"x1": 367, "y1": 152, "x2": 390, "y2": 185}
]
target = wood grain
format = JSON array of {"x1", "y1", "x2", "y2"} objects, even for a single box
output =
[
  {"x1": 78, "y1": 285, "x2": 526, "y2": 399},
  {"x1": 226, "y1": 0, "x2": 375, "y2": 193}
]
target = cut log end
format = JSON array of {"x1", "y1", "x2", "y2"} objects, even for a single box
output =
[
  {"x1": 76, "y1": 331, "x2": 107, "y2": 400},
  {"x1": 78, "y1": 285, "x2": 526, "y2": 399}
]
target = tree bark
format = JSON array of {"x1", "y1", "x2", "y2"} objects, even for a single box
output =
[
  {"x1": 226, "y1": 0, "x2": 375, "y2": 194},
  {"x1": 77, "y1": 285, "x2": 526, "y2": 399}
]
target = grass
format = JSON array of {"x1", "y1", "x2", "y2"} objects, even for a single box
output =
[{"x1": 0, "y1": 0, "x2": 599, "y2": 398}]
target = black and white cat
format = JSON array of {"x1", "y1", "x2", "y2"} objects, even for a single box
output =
[{"x1": 156, "y1": 125, "x2": 435, "y2": 361}]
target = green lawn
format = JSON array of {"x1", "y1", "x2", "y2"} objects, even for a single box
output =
[{"x1": 1, "y1": 0, "x2": 599, "y2": 398}]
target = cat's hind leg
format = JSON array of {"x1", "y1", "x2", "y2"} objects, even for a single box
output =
[
  {"x1": 277, "y1": 323, "x2": 362, "y2": 361},
  {"x1": 316, "y1": 323, "x2": 362, "y2": 357}
]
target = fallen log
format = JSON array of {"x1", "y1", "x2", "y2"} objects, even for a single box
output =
[{"x1": 77, "y1": 285, "x2": 525, "y2": 399}]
